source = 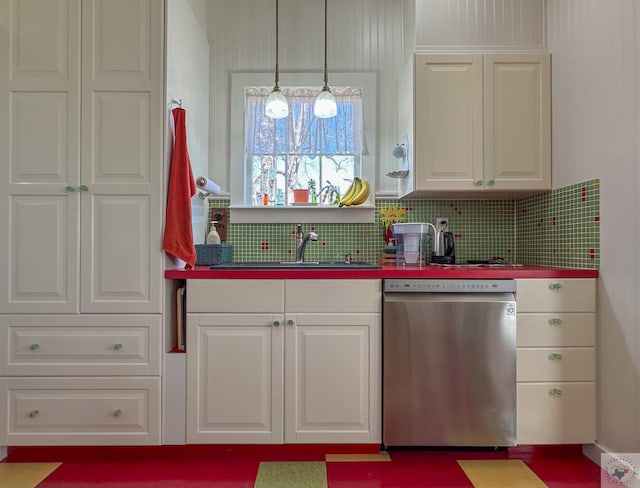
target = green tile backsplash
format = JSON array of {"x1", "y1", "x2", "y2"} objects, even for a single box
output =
[
  {"x1": 207, "y1": 179, "x2": 599, "y2": 268},
  {"x1": 516, "y1": 179, "x2": 600, "y2": 269}
]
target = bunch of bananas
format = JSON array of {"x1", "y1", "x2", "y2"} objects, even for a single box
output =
[{"x1": 338, "y1": 177, "x2": 371, "y2": 207}]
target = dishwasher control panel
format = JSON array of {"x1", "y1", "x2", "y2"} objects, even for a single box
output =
[{"x1": 384, "y1": 279, "x2": 516, "y2": 293}]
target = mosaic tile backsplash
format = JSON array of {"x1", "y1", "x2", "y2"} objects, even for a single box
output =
[
  {"x1": 207, "y1": 178, "x2": 599, "y2": 269},
  {"x1": 516, "y1": 179, "x2": 600, "y2": 269}
]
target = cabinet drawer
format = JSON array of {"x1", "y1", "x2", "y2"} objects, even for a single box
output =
[
  {"x1": 0, "y1": 316, "x2": 161, "y2": 376},
  {"x1": 517, "y1": 348, "x2": 595, "y2": 382},
  {"x1": 517, "y1": 382, "x2": 595, "y2": 444},
  {"x1": 285, "y1": 280, "x2": 381, "y2": 313},
  {"x1": 1, "y1": 377, "x2": 160, "y2": 446},
  {"x1": 516, "y1": 313, "x2": 595, "y2": 347},
  {"x1": 187, "y1": 280, "x2": 284, "y2": 313},
  {"x1": 516, "y1": 279, "x2": 596, "y2": 313}
]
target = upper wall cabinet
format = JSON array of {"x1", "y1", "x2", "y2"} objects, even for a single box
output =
[
  {"x1": 400, "y1": 53, "x2": 550, "y2": 198},
  {"x1": 0, "y1": 0, "x2": 164, "y2": 314}
]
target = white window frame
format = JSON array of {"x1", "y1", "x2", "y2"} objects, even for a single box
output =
[{"x1": 230, "y1": 72, "x2": 377, "y2": 223}]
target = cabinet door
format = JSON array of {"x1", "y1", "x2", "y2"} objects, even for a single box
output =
[
  {"x1": 79, "y1": 0, "x2": 163, "y2": 313},
  {"x1": 0, "y1": 0, "x2": 81, "y2": 313},
  {"x1": 186, "y1": 313, "x2": 284, "y2": 444},
  {"x1": 484, "y1": 54, "x2": 551, "y2": 191},
  {"x1": 284, "y1": 313, "x2": 381, "y2": 443},
  {"x1": 414, "y1": 54, "x2": 483, "y2": 191}
]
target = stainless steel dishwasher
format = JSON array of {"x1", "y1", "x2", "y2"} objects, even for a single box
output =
[{"x1": 383, "y1": 279, "x2": 517, "y2": 447}]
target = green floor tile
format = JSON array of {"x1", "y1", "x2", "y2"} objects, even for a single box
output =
[{"x1": 254, "y1": 461, "x2": 327, "y2": 488}]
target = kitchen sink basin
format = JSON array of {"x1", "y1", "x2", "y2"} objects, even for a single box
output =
[{"x1": 210, "y1": 261, "x2": 382, "y2": 270}]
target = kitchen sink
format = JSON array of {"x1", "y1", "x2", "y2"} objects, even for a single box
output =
[{"x1": 210, "y1": 261, "x2": 382, "y2": 270}]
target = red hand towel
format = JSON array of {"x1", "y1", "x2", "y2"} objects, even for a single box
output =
[{"x1": 163, "y1": 107, "x2": 196, "y2": 268}]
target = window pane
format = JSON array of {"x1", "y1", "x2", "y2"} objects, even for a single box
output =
[{"x1": 246, "y1": 87, "x2": 362, "y2": 206}]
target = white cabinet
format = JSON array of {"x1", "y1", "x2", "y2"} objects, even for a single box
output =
[
  {"x1": 0, "y1": 315, "x2": 161, "y2": 377},
  {"x1": 401, "y1": 53, "x2": 550, "y2": 197},
  {"x1": 1, "y1": 377, "x2": 160, "y2": 446},
  {"x1": 0, "y1": 0, "x2": 164, "y2": 446},
  {"x1": 0, "y1": 0, "x2": 163, "y2": 314},
  {"x1": 186, "y1": 279, "x2": 381, "y2": 444},
  {"x1": 515, "y1": 278, "x2": 596, "y2": 445}
]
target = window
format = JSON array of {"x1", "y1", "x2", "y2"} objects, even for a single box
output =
[
  {"x1": 230, "y1": 72, "x2": 376, "y2": 223},
  {"x1": 245, "y1": 86, "x2": 362, "y2": 206}
]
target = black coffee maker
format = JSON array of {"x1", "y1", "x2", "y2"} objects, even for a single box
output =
[{"x1": 431, "y1": 218, "x2": 455, "y2": 264}]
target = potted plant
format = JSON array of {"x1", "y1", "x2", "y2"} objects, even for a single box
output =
[{"x1": 292, "y1": 185, "x2": 310, "y2": 203}]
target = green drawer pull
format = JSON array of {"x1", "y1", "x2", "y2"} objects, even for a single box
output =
[
  {"x1": 113, "y1": 409, "x2": 122, "y2": 417},
  {"x1": 78, "y1": 184, "x2": 89, "y2": 192},
  {"x1": 29, "y1": 343, "x2": 40, "y2": 351},
  {"x1": 548, "y1": 388, "x2": 563, "y2": 397},
  {"x1": 549, "y1": 318, "x2": 564, "y2": 326},
  {"x1": 29, "y1": 410, "x2": 39, "y2": 418},
  {"x1": 486, "y1": 179, "x2": 495, "y2": 186},
  {"x1": 273, "y1": 320, "x2": 280, "y2": 327},
  {"x1": 549, "y1": 282, "x2": 563, "y2": 290},
  {"x1": 113, "y1": 343, "x2": 123, "y2": 350},
  {"x1": 548, "y1": 352, "x2": 563, "y2": 360},
  {"x1": 475, "y1": 180, "x2": 483, "y2": 187},
  {"x1": 287, "y1": 319, "x2": 294, "y2": 326},
  {"x1": 64, "y1": 185, "x2": 76, "y2": 192}
]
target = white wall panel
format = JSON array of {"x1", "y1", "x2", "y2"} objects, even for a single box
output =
[
  {"x1": 166, "y1": 0, "x2": 210, "y2": 248},
  {"x1": 414, "y1": 0, "x2": 545, "y2": 50},
  {"x1": 547, "y1": 0, "x2": 640, "y2": 453}
]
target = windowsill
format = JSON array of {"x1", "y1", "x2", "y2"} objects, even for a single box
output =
[{"x1": 229, "y1": 205, "x2": 375, "y2": 224}]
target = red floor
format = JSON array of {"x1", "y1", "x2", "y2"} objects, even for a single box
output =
[{"x1": 4, "y1": 444, "x2": 603, "y2": 487}]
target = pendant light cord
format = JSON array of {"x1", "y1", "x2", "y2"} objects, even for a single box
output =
[
  {"x1": 275, "y1": 0, "x2": 280, "y2": 88},
  {"x1": 322, "y1": 0, "x2": 328, "y2": 88}
]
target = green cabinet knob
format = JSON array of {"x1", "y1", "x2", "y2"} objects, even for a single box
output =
[
  {"x1": 29, "y1": 410, "x2": 39, "y2": 418},
  {"x1": 548, "y1": 352, "x2": 563, "y2": 361},
  {"x1": 287, "y1": 319, "x2": 294, "y2": 326},
  {"x1": 548, "y1": 388, "x2": 563, "y2": 397},
  {"x1": 113, "y1": 343, "x2": 123, "y2": 350},
  {"x1": 273, "y1": 320, "x2": 280, "y2": 327},
  {"x1": 29, "y1": 343, "x2": 40, "y2": 351},
  {"x1": 549, "y1": 282, "x2": 563, "y2": 290},
  {"x1": 549, "y1": 318, "x2": 564, "y2": 326},
  {"x1": 78, "y1": 184, "x2": 89, "y2": 192},
  {"x1": 475, "y1": 180, "x2": 483, "y2": 187},
  {"x1": 64, "y1": 185, "x2": 76, "y2": 192},
  {"x1": 113, "y1": 409, "x2": 122, "y2": 417},
  {"x1": 486, "y1": 179, "x2": 495, "y2": 186}
]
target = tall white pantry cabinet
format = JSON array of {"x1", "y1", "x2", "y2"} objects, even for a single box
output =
[{"x1": 0, "y1": 0, "x2": 164, "y2": 445}]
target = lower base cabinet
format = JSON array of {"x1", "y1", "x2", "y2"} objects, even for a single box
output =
[
  {"x1": 0, "y1": 377, "x2": 161, "y2": 446},
  {"x1": 0, "y1": 315, "x2": 162, "y2": 446},
  {"x1": 515, "y1": 278, "x2": 596, "y2": 445},
  {"x1": 186, "y1": 279, "x2": 381, "y2": 444}
]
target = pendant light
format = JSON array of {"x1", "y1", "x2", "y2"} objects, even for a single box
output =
[
  {"x1": 265, "y1": 0, "x2": 288, "y2": 119},
  {"x1": 314, "y1": 0, "x2": 337, "y2": 118}
]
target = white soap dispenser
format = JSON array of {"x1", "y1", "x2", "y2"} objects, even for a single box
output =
[{"x1": 206, "y1": 221, "x2": 221, "y2": 245}]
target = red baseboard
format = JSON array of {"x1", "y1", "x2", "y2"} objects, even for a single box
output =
[{"x1": 6, "y1": 443, "x2": 381, "y2": 463}]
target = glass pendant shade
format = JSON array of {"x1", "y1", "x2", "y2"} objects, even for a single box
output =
[
  {"x1": 314, "y1": 86, "x2": 337, "y2": 118},
  {"x1": 265, "y1": 86, "x2": 288, "y2": 119}
]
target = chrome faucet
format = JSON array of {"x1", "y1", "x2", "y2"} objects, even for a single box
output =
[{"x1": 295, "y1": 224, "x2": 318, "y2": 263}]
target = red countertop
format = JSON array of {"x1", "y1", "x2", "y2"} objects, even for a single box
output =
[{"x1": 165, "y1": 264, "x2": 599, "y2": 280}]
